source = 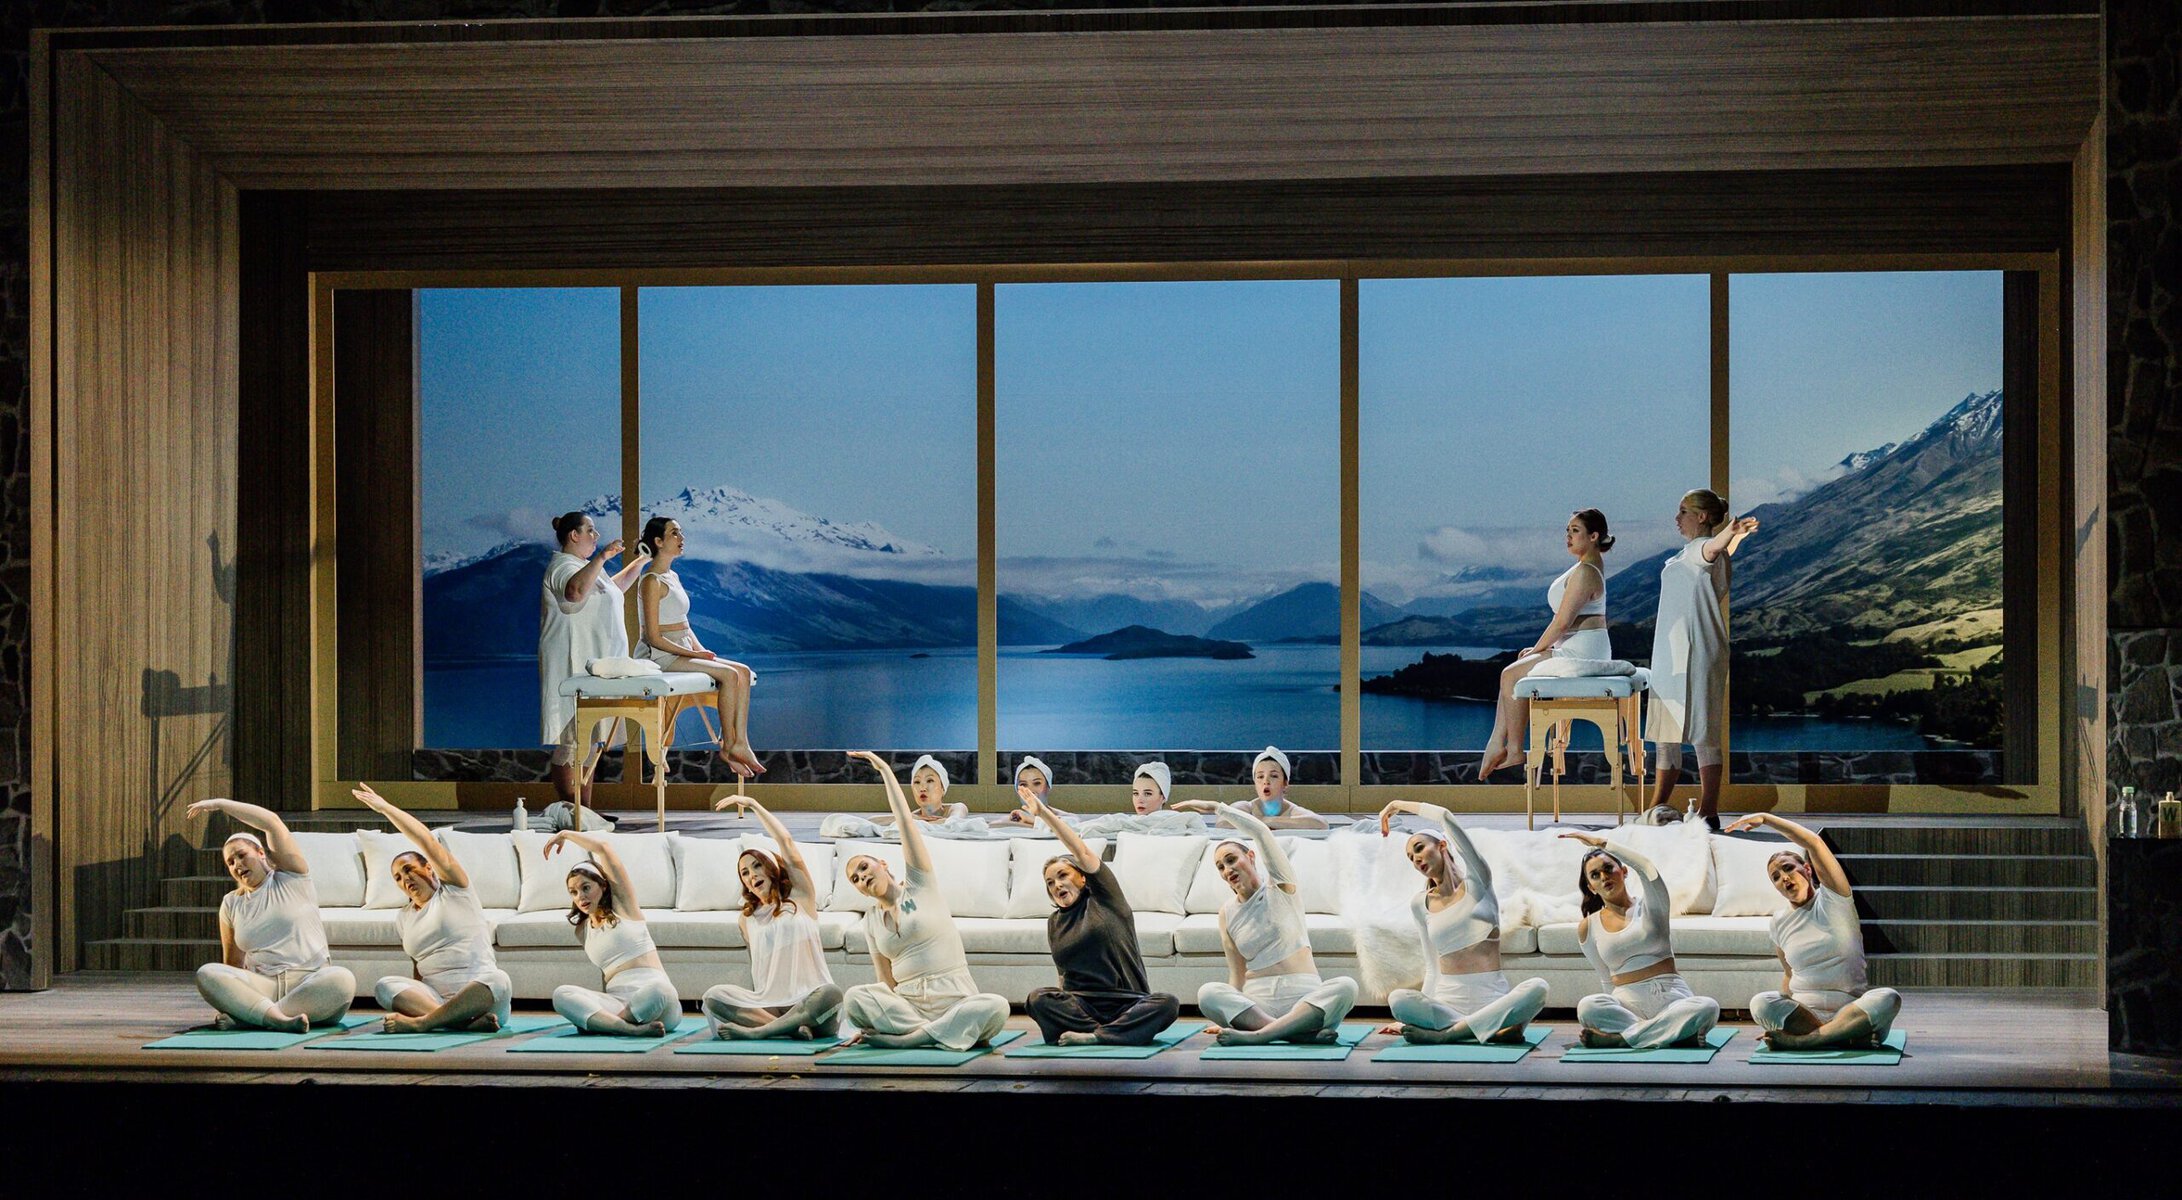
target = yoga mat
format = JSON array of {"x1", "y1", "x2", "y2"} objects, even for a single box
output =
[
  {"x1": 1749, "y1": 1029, "x2": 1907, "y2": 1065},
  {"x1": 311, "y1": 1015, "x2": 562, "y2": 1052},
  {"x1": 145, "y1": 1014, "x2": 375, "y2": 1051},
  {"x1": 503, "y1": 1014, "x2": 709, "y2": 1053},
  {"x1": 1374, "y1": 1025, "x2": 1551, "y2": 1064},
  {"x1": 675, "y1": 1033, "x2": 845, "y2": 1057},
  {"x1": 820, "y1": 1029, "x2": 1024, "y2": 1067},
  {"x1": 1197, "y1": 1022, "x2": 1374, "y2": 1062},
  {"x1": 1007, "y1": 1021, "x2": 1206, "y2": 1059},
  {"x1": 1559, "y1": 1027, "x2": 1736, "y2": 1063}
]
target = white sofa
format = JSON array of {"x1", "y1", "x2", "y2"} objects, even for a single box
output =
[{"x1": 291, "y1": 820, "x2": 1799, "y2": 1013}]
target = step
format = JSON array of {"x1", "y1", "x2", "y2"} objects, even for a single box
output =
[
  {"x1": 124, "y1": 906, "x2": 222, "y2": 940},
  {"x1": 1837, "y1": 854, "x2": 2094, "y2": 888},
  {"x1": 1868, "y1": 951, "x2": 2098, "y2": 989},
  {"x1": 1822, "y1": 825, "x2": 2088, "y2": 856},
  {"x1": 82, "y1": 938, "x2": 221, "y2": 973},
  {"x1": 1864, "y1": 918, "x2": 2097, "y2": 954},
  {"x1": 162, "y1": 875, "x2": 238, "y2": 906},
  {"x1": 1854, "y1": 885, "x2": 2097, "y2": 921}
]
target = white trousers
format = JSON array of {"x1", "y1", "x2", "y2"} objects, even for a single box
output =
[
  {"x1": 1387, "y1": 973, "x2": 1549, "y2": 1040},
  {"x1": 1750, "y1": 987, "x2": 1901, "y2": 1040},
  {"x1": 702, "y1": 983, "x2": 844, "y2": 1037},
  {"x1": 843, "y1": 969, "x2": 1010, "y2": 1051},
  {"x1": 374, "y1": 967, "x2": 515, "y2": 1027},
  {"x1": 1577, "y1": 974, "x2": 1720, "y2": 1048},
  {"x1": 195, "y1": 963, "x2": 356, "y2": 1029},
  {"x1": 1197, "y1": 972, "x2": 1358, "y2": 1033},
  {"x1": 552, "y1": 966, "x2": 679, "y2": 1031}
]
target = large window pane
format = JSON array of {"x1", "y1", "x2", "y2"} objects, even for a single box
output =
[
  {"x1": 639, "y1": 285, "x2": 978, "y2": 749},
  {"x1": 996, "y1": 281, "x2": 1340, "y2": 751},
  {"x1": 1359, "y1": 275, "x2": 1710, "y2": 752},
  {"x1": 420, "y1": 288, "x2": 621, "y2": 749},
  {"x1": 1729, "y1": 271, "x2": 2005, "y2": 752}
]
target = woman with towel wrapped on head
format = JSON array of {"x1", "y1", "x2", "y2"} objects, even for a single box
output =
[
  {"x1": 996, "y1": 755, "x2": 1058, "y2": 825},
  {"x1": 1727, "y1": 812, "x2": 1901, "y2": 1050},
  {"x1": 352, "y1": 784, "x2": 513, "y2": 1034},
  {"x1": 1020, "y1": 794, "x2": 1181, "y2": 1045},
  {"x1": 1647, "y1": 489, "x2": 1760, "y2": 831},
  {"x1": 870, "y1": 754, "x2": 967, "y2": 825},
  {"x1": 1192, "y1": 747, "x2": 1326, "y2": 831},
  {"x1": 188, "y1": 799, "x2": 356, "y2": 1033},
  {"x1": 539, "y1": 510, "x2": 651, "y2": 808},
  {"x1": 1477, "y1": 509, "x2": 1616, "y2": 779},
  {"x1": 1376, "y1": 800, "x2": 1549, "y2": 1045},
  {"x1": 838, "y1": 751, "x2": 1012, "y2": 1051},
  {"x1": 1561, "y1": 830, "x2": 1719, "y2": 1049},
  {"x1": 701, "y1": 795, "x2": 844, "y2": 1041},
  {"x1": 634, "y1": 516, "x2": 763, "y2": 778},
  {"x1": 1074, "y1": 761, "x2": 1208, "y2": 837}
]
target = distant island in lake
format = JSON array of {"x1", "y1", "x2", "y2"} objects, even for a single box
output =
[{"x1": 1043, "y1": 625, "x2": 1256, "y2": 661}]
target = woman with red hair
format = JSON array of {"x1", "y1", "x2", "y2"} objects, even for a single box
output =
[{"x1": 700, "y1": 795, "x2": 843, "y2": 1040}]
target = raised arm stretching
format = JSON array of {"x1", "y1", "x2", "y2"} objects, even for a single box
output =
[
  {"x1": 1380, "y1": 800, "x2": 1494, "y2": 895},
  {"x1": 1029, "y1": 795, "x2": 1101, "y2": 875},
  {"x1": 1726, "y1": 812, "x2": 1851, "y2": 897},
  {"x1": 545, "y1": 829, "x2": 645, "y2": 921},
  {"x1": 849, "y1": 750, "x2": 934, "y2": 876},
  {"x1": 186, "y1": 799, "x2": 307, "y2": 874},
  {"x1": 719, "y1": 795, "x2": 817, "y2": 902},
  {"x1": 1212, "y1": 802, "x2": 1297, "y2": 889},
  {"x1": 1700, "y1": 515, "x2": 1760, "y2": 564},
  {"x1": 352, "y1": 784, "x2": 469, "y2": 889}
]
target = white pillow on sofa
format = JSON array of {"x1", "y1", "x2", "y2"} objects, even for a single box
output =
[
  {"x1": 1184, "y1": 836, "x2": 1338, "y2": 915},
  {"x1": 513, "y1": 830, "x2": 589, "y2": 914},
  {"x1": 288, "y1": 832, "x2": 366, "y2": 908},
  {"x1": 1005, "y1": 837, "x2": 1108, "y2": 919},
  {"x1": 598, "y1": 832, "x2": 678, "y2": 911},
  {"x1": 1109, "y1": 832, "x2": 1205, "y2": 915},
  {"x1": 1184, "y1": 841, "x2": 1229, "y2": 915},
  {"x1": 922, "y1": 837, "x2": 1011, "y2": 918},
  {"x1": 1711, "y1": 834, "x2": 1794, "y2": 918},
  {"x1": 827, "y1": 842, "x2": 906, "y2": 914},
  {"x1": 1604, "y1": 820, "x2": 1716, "y2": 915},
  {"x1": 355, "y1": 830, "x2": 418, "y2": 910},
  {"x1": 436, "y1": 829, "x2": 520, "y2": 910},
  {"x1": 671, "y1": 834, "x2": 746, "y2": 912}
]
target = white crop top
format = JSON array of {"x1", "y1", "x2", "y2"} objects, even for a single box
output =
[
  {"x1": 400, "y1": 881, "x2": 495, "y2": 981},
  {"x1": 643, "y1": 570, "x2": 692, "y2": 629},
  {"x1": 1546, "y1": 560, "x2": 1607, "y2": 618},
  {"x1": 1216, "y1": 804, "x2": 1311, "y2": 973},
  {"x1": 1410, "y1": 806, "x2": 1501, "y2": 984},
  {"x1": 1579, "y1": 845, "x2": 1675, "y2": 980},
  {"x1": 222, "y1": 870, "x2": 330, "y2": 976},
  {"x1": 583, "y1": 914, "x2": 658, "y2": 975},
  {"x1": 1771, "y1": 881, "x2": 1868, "y2": 997}
]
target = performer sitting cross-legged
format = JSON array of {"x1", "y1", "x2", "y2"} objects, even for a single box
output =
[
  {"x1": 354, "y1": 783, "x2": 513, "y2": 1034},
  {"x1": 189, "y1": 798, "x2": 356, "y2": 1033},
  {"x1": 700, "y1": 794, "x2": 844, "y2": 1041},
  {"x1": 1019, "y1": 792, "x2": 1181, "y2": 1046},
  {"x1": 1728, "y1": 812, "x2": 1902, "y2": 1051},
  {"x1": 1376, "y1": 800, "x2": 1549, "y2": 1045}
]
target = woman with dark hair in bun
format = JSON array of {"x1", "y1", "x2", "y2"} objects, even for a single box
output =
[
  {"x1": 1477, "y1": 509, "x2": 1617, "y2": 778},
  {"x1": 539, "y1": 510, "x2": 650, "y2": 807},
  {"x1": 634, "y1": 515, "x2": 763, "y2": 777}
]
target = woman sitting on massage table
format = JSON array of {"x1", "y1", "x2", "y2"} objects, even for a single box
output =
[
  {"x1": 634, "y1": 516, "x2": 762, "y2": 777},
  {"x1": 1478, "y1": 508, "x2": 1616, "y2": 779}
]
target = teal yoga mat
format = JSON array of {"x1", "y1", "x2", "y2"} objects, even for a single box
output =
[
  {"x1": 1559, "y1": 1026, "x2": 1736, "y2": 1063},
  {"x1": 503, "y1": 1014, "x2": 709, "y2": 1053},
  {"x1": 1748, "y1": 1029, "x2": 1907, "y2": 1065},
  {"x1": 1196, "y1": 1022, "x2": 1374, "y2": 1061},
  {"x1": 311, "y1": 1014, "x2": 562, "y2": 1052},
  {"x1": 1374, "y1": 1025, "x2": 1551, "y2": 1064},
  {"x1": 820, "y1": 1029, "x2": 1024, "y2": 1067},
  {"x1": 1007, "y1": 1021, "x2": 1206, "y2": 1059},
  {"x1": 675, "y1": 1032, "x2": 845, "y2": 1057},
  {"x1": 145, "y1": 1014, "x2": 375, "y2": 1051}
]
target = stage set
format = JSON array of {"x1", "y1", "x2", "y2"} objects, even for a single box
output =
[{"x1": 9, "y1": 0, "x2": 2181, "y2": 1181}]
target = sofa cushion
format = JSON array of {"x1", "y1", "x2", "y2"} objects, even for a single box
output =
[
  {"x1": 923, "y1": 836, "x2": 1012, "y2": 918},
  {"x1": 953, "y1": 917, "x2": 1052, "y2": 955},
  {"x1": 1534, "y1": 921, "x2": 1585, "y2": 957},
  {"x1": 1005, "y1": 837, "x2": 1109, "y2": 919},
  {"x1": 815, "y1": 911, "x2": 857, "y2": 951},
  {"x1": 1173, "y1": 913, "x2": 1225, "y2": 956},
  {"x1": 1304, "y1": 912, "x2": 1354, "y2": 955},
  {"x1": 646, "y1": 910, "x2": 748, "y2": 950},
  {"x1": 1499, "y1": 925, "x2": 1538, "y2": 955},
  {"x1": 1133, "y1": 911, "x2": 1183, "y2": 958},
  {"x1": 1185, "y1": 841, "x2": 1231, "y2": 916},
  {"x1": 826, "y1": 842, "x2": 906, "y2": 914},
  {"x1": 1109, "y1": 833, "x2": 1203, "y2": 915},
  {"x1": 670, "y1": 834, "x2": 746, "y2": 912},
  {"x1": 1668, "y1": 916, "x2": 1777, "y2": 956},
  {"x1": 599, "y1": 832, "x2": 678, "y2": 911},
  {"x1": 437, "y1": 830, "x2": 521, "y2": 910},
  {"x1": 1711, "y1": 834, "x2": 1794, "y2": 918},
  {"x1": 290, "y1": 832, "x2": 366, "y2": 908},
  {"x1": 320, "y1": 906, "x2": 403, "y2": 946},
  {"x1": 1282, "y1": 837, "x2": 1342, "y2": 915},
  {"x1": 356, "y1": 830, "x2": 419, "y2": 910},
  {"x1": 1603, "y1": 821, "x2": 1716, "y2": 915},
  {"x1": 514, "y1": 830, "x2": 589, "y2": 914},
  {"x1": 495, "y1": 909, "x2": 584, "y2": 949}
]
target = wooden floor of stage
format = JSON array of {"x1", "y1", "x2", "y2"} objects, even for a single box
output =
[{"x1": 4, "y1": 976, "x2": 2178, "y2": 1104}]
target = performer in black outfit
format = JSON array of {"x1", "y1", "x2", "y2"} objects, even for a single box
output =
[{"x1": 1020, "y1": 794, "x2": 1182, "y2": 1046}]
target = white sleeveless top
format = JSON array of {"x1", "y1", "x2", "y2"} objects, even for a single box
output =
[
  {"x1": 644, "y1": 570, "x2": 692, "y2": 628},
  {"x1": 1579, "y1": 855, "x2": 1675, "y2": 980},
  {"x1": 1412, "y1": 806, "x2": 1499, "y2": 956},
  {"x1": 1771, "y1": 883, "x2": 1868, "y2": 997},
  {"x1": 583, "y1": 915, "x2": 658, "y2": 974},
  {"x1": 1546, "y1": 560, "x2": 1606, "y2": 617},
  {"x1": 865, "y1": 865, "x2": 971, "y2": 983},
  {"x1": 222, "y1": 870, "x2": 330, "y2": 976},
  {"x1": 744, "y1": 902, "x2": 834, "y2": 1006},
  {"x1": 400, "y1": 881, "x2": 496, "y2": 982}
]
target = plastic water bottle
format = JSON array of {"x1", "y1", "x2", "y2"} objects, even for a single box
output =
[
  {"x1": 513, "y1": 797, "x2": 530, "y2": 833},
  {"x1": 2117, "y1": 787, "x2": 2138, "y2": 839}
]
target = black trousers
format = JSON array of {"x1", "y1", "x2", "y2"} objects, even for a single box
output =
[{"x1": 1025, "y1": 987, "x2": 1182, "y2": 1046}]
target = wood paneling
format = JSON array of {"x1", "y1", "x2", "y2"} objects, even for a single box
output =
[
  {"x1": 2070, "y1": 114, "x2": 2107, "y2": 964},
  {"x1": 332, "y1": 290, "x2": 419, "y2": 783},
  {"x1": 50, "y1": 55, "x2": 240, "y2": 966},
  {"x1": 84, "y1": 18, "x2": 2098, "y2": 190}
]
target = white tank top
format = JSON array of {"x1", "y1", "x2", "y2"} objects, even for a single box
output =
[
  {"x1": 1415, "y1": 884, "x2": 1498, "y2": 957},
  {"x1": 399, "y1": 881, "x2": 496, "y2": 981},
  {"x1": 644, "y1": 570, "x2": 692, "y2": 628},
  {"x1": 1547, "y1": 560, "x2": 1607, "y2": 617},
  {"x1": 583, "y1": 914, "x2": 658, "y2": 974},
  {"x1": 865, "y1": 866, "x2": 970, "y2": 983},
  {"x1": 1771, "y1": 883, "x2": 1868, "y2": 997},
  {"x1": 222, "y1": 870, "x2": 330, "y2": 976},
  {"x1": 1226, "y1": 874, "x2": 1310, "y2": 973},
  {"x1": 1580, "y1": 864, "x2": 1674, "y2": 979},
  {"x1": 745, "y1": 902, "x2": 834, "y2": 1006}
]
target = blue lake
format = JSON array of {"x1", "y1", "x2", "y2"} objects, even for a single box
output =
[{"x1": 425, "y1": 643, "x2": 1942, "y2": 754}]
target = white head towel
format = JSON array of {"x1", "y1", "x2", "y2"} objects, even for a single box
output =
[
  {"x1": 909, "y1": 754, "x2": 950, "y2": 793},
  {"x1": 1132, "y1": 761, "x2": 1172, "y2": 800},
  {"x1": 1252, "y1": 746, "x2": 1292, "y2": 781},
  {"x1": 1014, "y1": 755, "x2": 1054, "y2": 792}
]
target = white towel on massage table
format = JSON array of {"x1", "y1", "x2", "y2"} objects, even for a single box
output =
[
  {"x1": 586, "y1": 656, "x2": 664, "y2": 678},
  {"x1": 1526, "y1": 656, "x2": 1637, "y2": 679}
]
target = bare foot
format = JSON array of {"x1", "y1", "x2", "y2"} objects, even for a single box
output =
[
  {"x1": 1485, "y1": 1023, "x2": 1528, "y2": 1044},
  {"x1": 1300, "y1": 1028, "x2": 1340, "y2": 1045},
  {"x1": 382, "y1": 1013, "x2": 423, "y2": 1034},
  {"x1": 639, "y1": 1020, "x2": 669, "y2": 1038},
  {"x1": 1578, "y1": 1027, "x2": 1624, "y2": 1049},
  {"x1": 466, "y1": 1014, "x2": 501, "y2": 1033},
  {"x1": 791, "y1": 1025, "x2": 816, "y2": 1041},
  {"x1": 1057, "y1": 1031, "x2": 1100, "y2": 1046},
  {"x1": 268, "y1": 1011, "x2": 310, "y2": 1035},
  {"x1": 731, "y1": 744, "x2": 767, "y2": 776}
]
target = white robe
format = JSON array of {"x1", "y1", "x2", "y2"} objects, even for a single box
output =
[
  {"x1": 538, "y1": 551, "x2": 630, "y2": 745},
  {"x1": 1645, "y1": 536, "x2": 1730, "y2": 748}
]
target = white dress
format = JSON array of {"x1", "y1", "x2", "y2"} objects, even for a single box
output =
[
  {"x1": 538, "y1": 550, "x2": 630, "y2": 745},
  {"x1": 1645, "y1": 536, "x2": 1730, "y2": 747}
]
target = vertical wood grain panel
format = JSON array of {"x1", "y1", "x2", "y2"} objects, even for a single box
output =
[
  {"x1": 26, "y1": 31, "x2": 56, "y2": 989},
  {"x1": 333, "y1": 290, "x2": 419, "y2": 782},
  {"x1": 2069, "y1": 116, "x2": 2106, "y2": 959}
]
